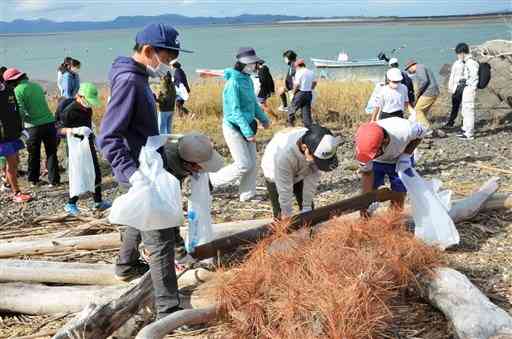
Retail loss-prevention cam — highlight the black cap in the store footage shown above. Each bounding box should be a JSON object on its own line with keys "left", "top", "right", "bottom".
{"left": 302, "top": 125, "right": 341, "bottom": 172}
{"left": 455, "top": 42, "right": 470, "bottom": 54}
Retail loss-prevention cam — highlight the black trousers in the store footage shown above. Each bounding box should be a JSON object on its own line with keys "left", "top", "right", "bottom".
{"left": 266, "top": 179, "right": 313, "bottom": 218}
{"left": 116, "top": 226, "right": 181, "bottom": 317}
{"left": 448, "top": 84, "right": 465, "bottom": 125}
{"left": 68, "top": 138, "right": 102, "bottom": 204}
{"left": 26, "top": 122, "right": 60, "bottom": 185}
{"left": 380, "top": 110, "right": 404, "bottom": 120}
{"left": 280, "top": 92, "right": 288, "bottom": 107}
{"left": 288, "top": 91, "right": 313, "bottom": 127}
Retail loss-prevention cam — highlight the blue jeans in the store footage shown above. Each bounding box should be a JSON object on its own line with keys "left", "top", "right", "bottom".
{"left": 158, "top": 111, "right": 173, "bottom": 134}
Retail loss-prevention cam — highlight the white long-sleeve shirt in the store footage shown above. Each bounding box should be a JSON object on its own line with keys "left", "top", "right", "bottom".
{"left": 262, "top": 128, "right": 321, "bottom": 216}
{"left": 448, "top": 56, "right": 479, "bottom": 93}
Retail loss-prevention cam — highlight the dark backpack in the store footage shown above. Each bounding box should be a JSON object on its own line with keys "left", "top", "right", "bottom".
{"left": 0, "top": 85, "right": 23, "bottom": 143}
{"left": 477, "top": 62, "right": 491, "bottom": 89}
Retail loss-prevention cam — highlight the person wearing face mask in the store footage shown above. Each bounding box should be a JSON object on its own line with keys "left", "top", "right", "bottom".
{"left": 60, "top": 58, "right": 81, "bottom": 99}
{"left": 97, "top": 23, "right": 193, "bottom": 321}
{"left": 209, "top": 47, "right": 270, "bottom": 202}
{"left": 261, "top": 125, "right": 340, "bottom": 218}
{"left": 55, "top": 83, "right": 111, "bottom": 215}
{"left": 446, "top": 43, "right": 479, "bottom": 140}
{"left": 371, "top": 68, "right": 413, "bottom": 121}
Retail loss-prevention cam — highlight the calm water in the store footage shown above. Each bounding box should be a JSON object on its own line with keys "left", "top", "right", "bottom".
{"left": 0, "top": 20, "right": 509, "bottom": 83}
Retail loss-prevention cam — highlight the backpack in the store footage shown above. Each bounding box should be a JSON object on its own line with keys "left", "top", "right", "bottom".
{"left": 477, "top": 62, "right": 491, "bottom": 89}
{"left": 0, "top": 85, "right": 23, "bottom": 143}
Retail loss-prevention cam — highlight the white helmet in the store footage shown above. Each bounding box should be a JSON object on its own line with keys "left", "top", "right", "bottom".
{"left": 387, "top": 68, "right": 403, "bottom": 82}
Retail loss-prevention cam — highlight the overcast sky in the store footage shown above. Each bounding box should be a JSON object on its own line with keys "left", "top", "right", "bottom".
{"left": 1, "top": 0, "right": 511, "bottom": 22}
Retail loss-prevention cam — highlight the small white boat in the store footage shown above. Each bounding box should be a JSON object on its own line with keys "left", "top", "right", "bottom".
{"left": 311, "top": 58, "right": 387, "bottom": 68}
{"left": 311, "top": 55, "right": 387, "bottom": 82}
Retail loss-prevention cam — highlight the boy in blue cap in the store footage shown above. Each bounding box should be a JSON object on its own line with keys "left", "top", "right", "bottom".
{"left": 98, "top": 23, "right": 192, "bottom": 320}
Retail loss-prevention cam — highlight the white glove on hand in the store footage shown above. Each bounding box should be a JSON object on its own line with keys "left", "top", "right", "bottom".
{"left": 129, "top": 170, "right": 148, "bottom": 186}
{"left": 396, "top": 154, "right": 413, "bottom": 173}
{"left": 72, "top": 127, "right": 92, "bottom": 138}
{"left": 301, "top": 206, "right": 313, "bottom": 213}
{"left": 20, "top": 130, "right": 30, "bottom": 142}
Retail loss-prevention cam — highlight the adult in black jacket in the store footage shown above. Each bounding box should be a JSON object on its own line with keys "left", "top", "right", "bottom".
{"left": 256, "top": 61, "right": 277, "bottom": 118}
{"left": 0, "top": 67, "right": 32, "bottom": 202}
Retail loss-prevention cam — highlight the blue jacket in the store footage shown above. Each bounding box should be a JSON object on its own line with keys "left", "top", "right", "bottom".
{"left": 223, "top": 68, "right": 269, "bottom": 138}
{"left": 97, "top": 57, "right": 158, "bottom": 184}
{"left": 60, "top": 71, "right": 80, "bottom": 99}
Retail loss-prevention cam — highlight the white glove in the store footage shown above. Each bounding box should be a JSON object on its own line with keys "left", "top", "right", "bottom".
{"left": 72, "top": 127, "right": 92, "bottom": 138}
{"left": 301, "top": 206, "right": 313, "bottom": 213}
{"left": 20, "top": 130, "right": 29, "bottom": 142}
{"left": 129, "top": 170, "right": 148, "bottom": 186}
{"left": 396, "top": 154, "right": 413, "bottom": 173}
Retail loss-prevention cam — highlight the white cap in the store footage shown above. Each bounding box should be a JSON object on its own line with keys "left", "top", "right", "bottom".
{"left": 387, "top": 68, "right": 403, "bottom": 82}
{"left": 388, "top": 57, "right": 398, "bottom": 66}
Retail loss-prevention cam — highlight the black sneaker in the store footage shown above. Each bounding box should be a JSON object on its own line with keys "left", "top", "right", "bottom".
{"left": 442, "top": 122, "right": 454, "bottom": 130}
{"left": 115, "top": 260, "right": 150, "bottom": 282}
{"left": 458, "top": 134, "right": 474, "bottom": 140}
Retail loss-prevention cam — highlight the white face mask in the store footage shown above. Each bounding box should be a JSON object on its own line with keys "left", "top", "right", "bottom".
{"left": 243, "top": 63, "right": 257, "bottom": 74}
{"left": 284, "top": 57, "right": 289, "bottom": 64}
{"left": 389, "top": 82, "right": 399, "bottom": 89}
{"left": 71, "top": 67, "right": 80, "bottom": 74}
{"left": 147, "top": 53, "right": 172, "bottom": 78}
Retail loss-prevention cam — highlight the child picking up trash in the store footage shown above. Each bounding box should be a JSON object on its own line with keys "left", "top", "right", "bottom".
{"left": 56, "top": 82, "right": 110, "bottom": 215}
{"left": 355, "top": 117, "right": 426, "bottom": 216}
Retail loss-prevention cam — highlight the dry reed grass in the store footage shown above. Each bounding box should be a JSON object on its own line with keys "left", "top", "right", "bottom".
{"left": 211, "top": 212, "right": 442, "bottom": 339}
{"left": 47, "top": 79, "right": 374, "bottom": 147}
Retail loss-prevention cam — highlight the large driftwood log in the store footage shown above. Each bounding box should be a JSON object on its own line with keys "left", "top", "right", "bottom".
{"left": 135, "top": 306, "right": 217, "bottom": 339}
{"left": 0, "top": 268, "right": 212, "bottom": 315}
{"left": 0, "top": 283, "right": 128, "bottom": 315}
{"left": 0, "top": 260, "right": 119, "bottom": 285}
{"left": 423, "top": 267, "right": 512, "bottom": 339}
{"left": 0, "top": 233, "right": 120, "bottom": 258}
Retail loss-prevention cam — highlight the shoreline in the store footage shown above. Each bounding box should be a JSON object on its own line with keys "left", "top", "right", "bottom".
{"left": 1, "top": 13, "right": 510, "bottom": 36}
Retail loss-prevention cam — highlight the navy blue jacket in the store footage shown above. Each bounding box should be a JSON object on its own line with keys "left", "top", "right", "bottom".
{"left": 97, "top": 57, "right": 158, "bottom": 184}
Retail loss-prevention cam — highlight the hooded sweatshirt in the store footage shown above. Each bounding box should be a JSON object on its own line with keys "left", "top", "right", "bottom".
{"left": 222, "top": 68, "right": 269, "bottom": 138}
{"left": 97, "top": 56, "right": 158, "bottom": 184}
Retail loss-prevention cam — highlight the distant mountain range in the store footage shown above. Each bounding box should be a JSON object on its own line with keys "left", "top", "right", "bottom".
{"left": 1, "top": 11, "right": 510, "bottom": 34}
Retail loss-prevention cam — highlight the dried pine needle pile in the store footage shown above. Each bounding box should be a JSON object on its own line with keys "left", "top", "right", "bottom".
{"left": 211, "top": 213, "right": 443, "bottom": 339}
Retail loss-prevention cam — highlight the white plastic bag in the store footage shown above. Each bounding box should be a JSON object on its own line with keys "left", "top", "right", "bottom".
{"left": 398, "top": 167, "right": 460, "bottom": 250}
{"left": 186, "top": 172, "right": 213, "bottom": 253}
{"left": 176, "top": 83, "right": 189, "bottom": 101}
{"left": 67, "top": 132, "right": 95, "bottom": 197}
{"left": 109, "top": 135, "right": 183, "bottom": 231}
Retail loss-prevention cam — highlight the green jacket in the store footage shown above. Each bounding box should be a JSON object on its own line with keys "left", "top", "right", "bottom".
{"left": 14, "top": 80, "right": 55, "bottom": 128}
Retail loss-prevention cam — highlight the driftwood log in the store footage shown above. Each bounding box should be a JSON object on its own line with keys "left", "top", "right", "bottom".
{"left": 0, "top": 282, "right": 128, "bottom": 315}
{"left": 0, "top": 260, "right": 119, "bottom": 285}
{"left": 135, "top": 306, "right": 218, "bottom": 339}
{"left": 0, "top": 268, "right": 212, "bottom": 316}
{"left": 0, "top": 233, "right": 120, "bottom": 258}
{"left": 423, "top": 267, "right": 512, "bottom": 339}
